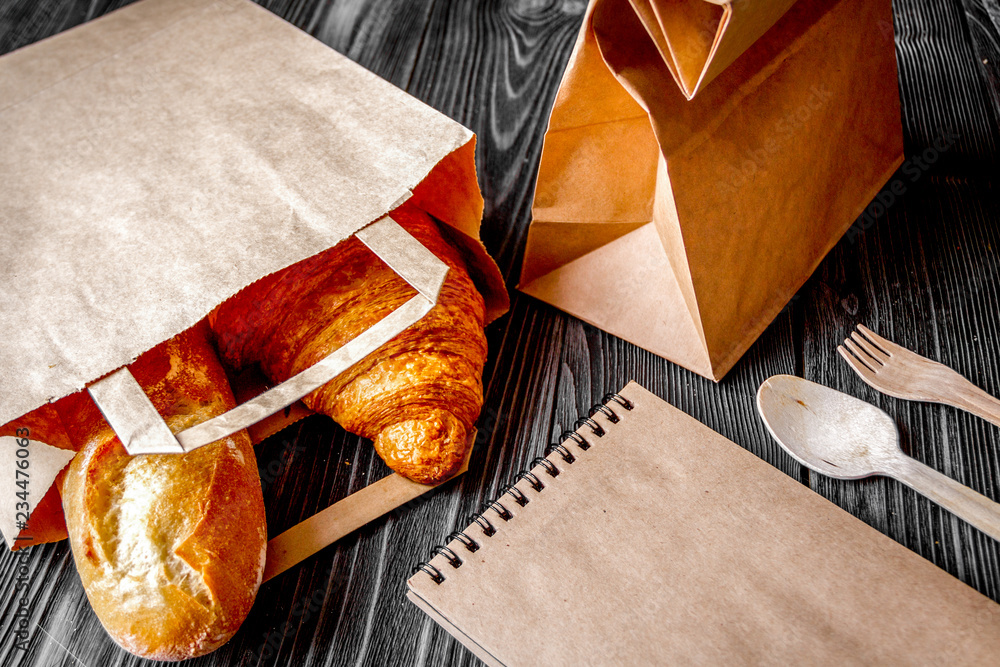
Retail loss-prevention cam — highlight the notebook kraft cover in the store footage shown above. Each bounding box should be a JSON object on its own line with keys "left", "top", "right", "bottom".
{"left": 408, "top": 382, "right": 1000, "bottom": 666}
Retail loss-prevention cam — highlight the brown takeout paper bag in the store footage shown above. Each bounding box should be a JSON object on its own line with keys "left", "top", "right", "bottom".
{"left": 629, "top": 0, "right": 798, "bottom": 100}
{"left": 519, "top": 0, "right": 903, "bottom": 381}
{"left": 0, "top": 0, "right": 507, "bottom": 562}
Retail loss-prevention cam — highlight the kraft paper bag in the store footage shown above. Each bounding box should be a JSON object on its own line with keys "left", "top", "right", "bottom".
{"left": 629, "top": 0, "right": 798, "bottom": 100}
{"left": 519, "top": 0, "right": 904, "bottom": 381}
{"left": 0, "top": 0, "right": 507, "bottom": 551}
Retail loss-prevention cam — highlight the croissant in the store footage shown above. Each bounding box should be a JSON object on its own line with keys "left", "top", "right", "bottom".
{"left": 54, "top": 323, "right": 266, "bottom": 661}
{"left": 210, "top": 203, "right": 488, "bottom": 484}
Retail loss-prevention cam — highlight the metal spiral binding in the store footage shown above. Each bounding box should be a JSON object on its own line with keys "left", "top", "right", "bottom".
{"left": 514, "top": 469, "right": 545, "bottom": 492}
{"left": 432, "top": 545, "right": 463, "bottom": 568}
{"left": 486, "top": 498, "right": 514, "bottom": 521}
{"left": 574, "top": 416, "right": 605, "bottom": 437}
{"left": 603, "top": 392, "right": 633, "bottom": 410}
{"left": 413, "top": 392, "right": 633, "bottom": 584}
{"left": 414, "top": 561, "right": 445, "bottom": 584}
{"left": 447, "top": 531, "right": 480, "bottom": 552}
{"left": 561, "top": 430, "right": 590, "bottom": 450}
{"left": 469, "top": 511, "right": 497, "bottom": 537}
{"left": 544, "top": 441, "right": 575, "bottom": 463}
{"left": 532, "top": 456, "right": 560, "bottom": 477}
{"left": 499, "top": 484, "right": 529, "bottom": 506}
{"left": 590, "top": 403, "right": 620, "bottom": 423}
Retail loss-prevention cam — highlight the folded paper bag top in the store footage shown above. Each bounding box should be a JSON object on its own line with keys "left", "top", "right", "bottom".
{"left": 519, "top": 0, "right": 902, "bottom": 380}
{"left": 0, "top": 0, "right": 507, "bottom": 430}
{"left": 631, "top": 0, "right": 798, "bottom": 100}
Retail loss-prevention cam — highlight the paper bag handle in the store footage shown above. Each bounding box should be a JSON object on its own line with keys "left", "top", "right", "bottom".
{"left": 87, "top": 215, "right": 449, "bottom": 455}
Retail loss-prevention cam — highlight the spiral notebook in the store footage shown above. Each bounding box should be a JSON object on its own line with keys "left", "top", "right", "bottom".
{"left": 407, "top": 382, "right": 1000, "bottom": 665}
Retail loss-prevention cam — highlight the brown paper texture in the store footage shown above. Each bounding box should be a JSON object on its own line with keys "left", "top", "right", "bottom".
{"left": 84, "top": 215, "right": 452, "bottom": 456}
{"left": 0, "top": 0, "right": 506, "bottom": 428}
{"left": 0, "top": 0, "right": 507, "bottom": 559}
{"left": 630, "top": 0, "right": 798, "bottom": 100}
{"left": 519, "top": 0, "right": 903, "bottom": 380}
{"left": 408, "top": 383, "right": 1000, "bottom": 665}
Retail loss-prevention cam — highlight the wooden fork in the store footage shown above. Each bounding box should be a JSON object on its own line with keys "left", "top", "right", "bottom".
{"left": 838, "top": 324, "right": 1000, "bottom": 428}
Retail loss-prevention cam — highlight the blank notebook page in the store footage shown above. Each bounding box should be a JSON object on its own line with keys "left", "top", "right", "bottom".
{"left": 407, "top": 382, "right": 1000, "bottom": 666}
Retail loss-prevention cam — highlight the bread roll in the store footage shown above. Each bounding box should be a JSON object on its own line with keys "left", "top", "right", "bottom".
{"left": 55, "top": 323, "right": 266, "bottom": 661}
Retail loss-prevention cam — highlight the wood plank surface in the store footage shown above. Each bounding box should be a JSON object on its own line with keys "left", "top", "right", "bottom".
{"left": 0, "top": 0, "right": 998, "bottom": 665}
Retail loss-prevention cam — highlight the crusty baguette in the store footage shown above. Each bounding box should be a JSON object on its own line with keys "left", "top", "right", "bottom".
{"left": 55, "top": 323, "right": 266, "bottom": 661}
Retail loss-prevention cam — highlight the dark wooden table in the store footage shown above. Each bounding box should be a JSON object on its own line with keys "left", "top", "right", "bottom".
{"left": 2, "top": 1, "right": 999, "bottom": 665}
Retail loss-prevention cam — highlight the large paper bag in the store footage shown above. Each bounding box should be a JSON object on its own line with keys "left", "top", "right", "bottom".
{"left": 519, "top": 0, "right": 903, "bottom": 381}
{"left": 0, "top": 0, "right": 507, "bottom": 556}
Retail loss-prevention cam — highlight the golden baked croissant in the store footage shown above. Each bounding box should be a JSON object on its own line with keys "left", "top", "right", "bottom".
{"left": 54, "top": 323, "right": 266, "bottom": 661}
{"left": 210, "top": 202, "right": 487, "bottom": 484}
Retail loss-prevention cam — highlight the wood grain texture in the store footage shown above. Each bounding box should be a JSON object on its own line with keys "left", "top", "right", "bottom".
{"left": 0, "top": 0, "right": 999, "bottom": 665}
{"left": 894, "top": 0, "right": 1000, "bottom": 171}
{"left": 802, "top": 177, "right": 1000, "bottom": 595}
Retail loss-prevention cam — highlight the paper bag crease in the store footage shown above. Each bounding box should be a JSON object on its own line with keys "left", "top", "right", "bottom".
{"left": 0, "top": 0, "right": 506, "bottom": 427}
{"left": 521, "top": 0, "right": 903, "bottom": 380}
{"left": 0, "top": 0, "right": 508, "bottom": 555}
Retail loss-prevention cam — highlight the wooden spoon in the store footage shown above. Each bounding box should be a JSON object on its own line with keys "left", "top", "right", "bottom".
{"left": 757, "top": 375, "right": 1000, "bottom": 543}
